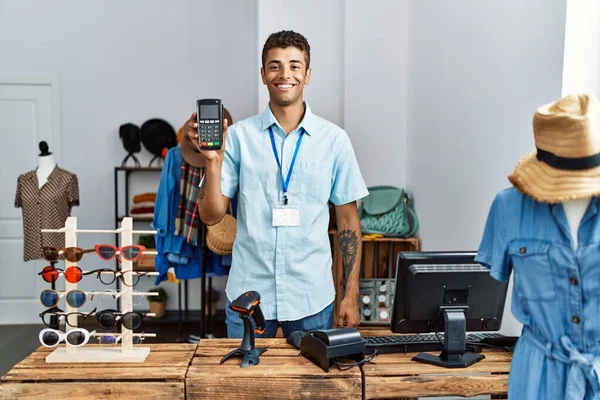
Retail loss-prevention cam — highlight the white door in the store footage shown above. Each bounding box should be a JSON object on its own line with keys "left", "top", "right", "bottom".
{"left": 0, "top": 78, "right": 62, "bottom": 324}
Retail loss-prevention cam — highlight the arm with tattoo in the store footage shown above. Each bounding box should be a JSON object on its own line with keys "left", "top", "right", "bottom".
{"left": 334, "top": 202, "right": 362, "bottom": 327}
{"left": 339, "top": 228, "right": 359, "bottom": 297}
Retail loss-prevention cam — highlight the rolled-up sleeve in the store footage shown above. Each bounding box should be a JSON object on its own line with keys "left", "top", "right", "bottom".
{"left": 221, "top": 124, "right": 240, "bottom": 199}
{"left": 329, "top": 132, "right": 368, "bottom": 205}
{"left": 475, "top": 191, "right": 511, "bottom": 282}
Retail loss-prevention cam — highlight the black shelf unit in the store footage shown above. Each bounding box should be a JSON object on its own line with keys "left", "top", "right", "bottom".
{"left": 114, "top": 166, "right": 216, "bottom": 339}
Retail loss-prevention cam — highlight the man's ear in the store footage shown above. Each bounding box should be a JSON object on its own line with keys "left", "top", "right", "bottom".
{"left": 260, "top": 67, "right": 266, "bottom": 85}
{"left": 305, "top": 67, "right": 312, "bottom": 85}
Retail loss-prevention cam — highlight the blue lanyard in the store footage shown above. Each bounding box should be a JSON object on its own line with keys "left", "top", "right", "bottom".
{"left": 269, "top": 126, "right": 304, "bottom": 205}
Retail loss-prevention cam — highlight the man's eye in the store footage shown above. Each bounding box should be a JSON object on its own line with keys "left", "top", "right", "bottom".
{"left": 270, "top": 66, "right": 279, "bottom": 70}
{"left": 291, "top": 65, "right": 300, "bottom": 70}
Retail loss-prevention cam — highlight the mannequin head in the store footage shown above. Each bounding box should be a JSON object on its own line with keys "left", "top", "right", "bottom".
{"left": 39, "top": 141, "right": 52, "bottom": 157}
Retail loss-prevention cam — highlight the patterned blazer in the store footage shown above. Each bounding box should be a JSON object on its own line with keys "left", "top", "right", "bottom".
{"left": 15, "top": 166, "right": 79, "bottom": 261}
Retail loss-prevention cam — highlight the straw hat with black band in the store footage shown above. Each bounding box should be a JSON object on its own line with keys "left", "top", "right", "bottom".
{"left": 509, "top": 93, "right": 600, "bottom": 203}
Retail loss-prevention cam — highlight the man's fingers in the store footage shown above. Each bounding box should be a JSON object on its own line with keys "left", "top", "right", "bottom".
{"left": 219, "top": 118, "right": 228, "bottom": 151}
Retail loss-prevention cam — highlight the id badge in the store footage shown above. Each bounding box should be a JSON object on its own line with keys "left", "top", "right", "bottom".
{"left": 272, "top": 206, "right": 300, "bottom": 227}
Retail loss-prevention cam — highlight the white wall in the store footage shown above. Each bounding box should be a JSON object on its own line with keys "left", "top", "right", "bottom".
{"left": 344, "top": 1, "right": 409, "bottom": 188}
{"left": 406, "top": 0, "right": 568, "bottom": 335}
{"left": 0, "top": 0, "right": 258, "bottom": 312}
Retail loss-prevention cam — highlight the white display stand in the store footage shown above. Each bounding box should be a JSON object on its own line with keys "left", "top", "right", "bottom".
{"left": 41, "top": 216, "right": 159, "bottom": 363}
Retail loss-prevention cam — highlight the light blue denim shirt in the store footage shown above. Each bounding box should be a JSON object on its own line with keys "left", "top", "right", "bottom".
{"left": 221, "top": 103, "right": 368, "bottom": 320}
{"left": 477, "top": 187, "right": 600, "bottom": 400}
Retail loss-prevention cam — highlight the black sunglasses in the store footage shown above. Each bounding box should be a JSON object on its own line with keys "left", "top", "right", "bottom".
{"left": 85, "top": 269, "right": 151, "bottom": 287}
{"left": 39, "top": 306, "right": 97, "bottom": 328}
{"left": 96, "top": 309, "right": 147, "bottom": 330}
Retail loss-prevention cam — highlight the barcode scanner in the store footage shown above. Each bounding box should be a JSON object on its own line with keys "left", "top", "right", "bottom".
{"left": 220, "top": 291, "right": 267, "bottom": 367}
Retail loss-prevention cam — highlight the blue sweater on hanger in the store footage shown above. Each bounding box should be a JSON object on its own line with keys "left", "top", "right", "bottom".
{"left": 152, "top": 147, "right": 232, "bottom": 284}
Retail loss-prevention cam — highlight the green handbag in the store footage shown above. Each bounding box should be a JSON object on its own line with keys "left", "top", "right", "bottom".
{"left": 358, "top": 186, "right": 419, "bottom": 237}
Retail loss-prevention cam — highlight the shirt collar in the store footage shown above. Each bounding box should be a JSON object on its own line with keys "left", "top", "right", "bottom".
{"left": 261, "top": 102, "right": 318, "bottom": 136}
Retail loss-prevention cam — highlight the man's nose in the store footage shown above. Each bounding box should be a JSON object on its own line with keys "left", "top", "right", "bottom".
{"left": 280, "top": 67, "right": 292, "bottom": 78}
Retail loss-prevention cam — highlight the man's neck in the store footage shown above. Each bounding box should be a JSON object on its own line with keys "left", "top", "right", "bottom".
{"left": 270, "top": 100, "right": 305, "bottom": 135}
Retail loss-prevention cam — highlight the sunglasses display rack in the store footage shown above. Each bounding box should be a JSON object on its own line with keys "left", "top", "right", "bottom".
{"left": 40, "top": 216, "right": 158, "bottom": 363}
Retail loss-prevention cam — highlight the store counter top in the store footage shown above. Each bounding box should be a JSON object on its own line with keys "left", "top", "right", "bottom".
{"left": 0, "top": 343, "right": 196, "bottom": 400}
{"left": 1, "top": 338, "right": 511, "bottom": 399}
{"left": 187, "top": 338, "right": 362, "bottom": 399}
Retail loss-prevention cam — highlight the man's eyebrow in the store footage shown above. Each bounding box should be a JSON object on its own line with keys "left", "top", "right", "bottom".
{"left": 267, "top": 59, "right": 304, "bottom": 65}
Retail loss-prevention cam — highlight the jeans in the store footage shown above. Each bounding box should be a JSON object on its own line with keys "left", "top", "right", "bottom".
{"left": 225, "top": 301, "right": 334, "bottom": 339}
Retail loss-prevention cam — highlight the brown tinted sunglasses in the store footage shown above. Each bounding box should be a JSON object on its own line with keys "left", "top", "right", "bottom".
{"left": 42, "top": 247, "right": 96, "bottom": 263}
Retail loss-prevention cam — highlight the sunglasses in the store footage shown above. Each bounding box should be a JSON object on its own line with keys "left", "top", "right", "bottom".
{"left": 96, "top": 309, "right": 146, "bottom": 331}
{"left": 86, "top": 268, "right": 151, "bottom": 287}
{"left": 40, "top": 289, "right": 87, "bottom": 308}
{"left": 94, "top": 244, "right": 146, "bottom": 263}
{"left": 97, "top": 333, "right": 146, "bottom": 347}
{"left": 38, "top": 265, "right": 84, "bottom": 283}
{"left": 39, "top": 306, "right": 97, "bottom": 328}
{"left": 42, "top": 247, "right": 95, "bottom": 263}
{"left": 39, "top": 327, "right": 96, "bottom": 347}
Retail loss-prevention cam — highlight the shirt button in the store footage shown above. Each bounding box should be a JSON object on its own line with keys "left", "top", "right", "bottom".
{"left": 519, "top": 247, "right": 527, "bottom": 254}
{"left": 570, "top": 277, "right": 579, "bottom": 286}
{"left": 572, "top": 316, "right": 580, "bottom": 324}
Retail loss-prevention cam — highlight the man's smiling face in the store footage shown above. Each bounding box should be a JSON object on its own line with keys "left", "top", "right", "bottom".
{"left": 261, "top": 46, "right": 312, "bottom": 107}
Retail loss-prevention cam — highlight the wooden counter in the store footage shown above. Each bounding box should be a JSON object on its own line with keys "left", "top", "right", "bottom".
{"left": 1, "top": 339, "right": 511, "bottom": 399}
{"left": 0, "top": 343, "right": 196, "bottom": 400}
{"left": 362, "top": 349, "right": 511, "bottom": 399}
{"left": 186, "top": 338, "right": 362, "bottom": 399}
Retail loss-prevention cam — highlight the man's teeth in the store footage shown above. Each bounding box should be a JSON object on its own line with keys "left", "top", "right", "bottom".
{"left": 277, "top": 84, "right": 293, "bottom": 89}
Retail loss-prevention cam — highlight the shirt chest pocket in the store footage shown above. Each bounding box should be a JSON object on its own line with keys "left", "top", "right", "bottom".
{"left": 509, "top": 239, "right": 556, "bottom": 301}
{"left": 294, "top": 161, "right": 331, "bottom": 204}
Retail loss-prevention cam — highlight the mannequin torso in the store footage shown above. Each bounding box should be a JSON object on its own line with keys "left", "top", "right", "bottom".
{"left": 562, "top": 198, "right": 591, "bottom": 250}
{"left": 37, "top": 155, "right": 56, "bottom": 188}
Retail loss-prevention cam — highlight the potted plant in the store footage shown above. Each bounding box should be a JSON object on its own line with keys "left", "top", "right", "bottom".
{"left": 148, "top": 286, "right": 168, "bottom": 318}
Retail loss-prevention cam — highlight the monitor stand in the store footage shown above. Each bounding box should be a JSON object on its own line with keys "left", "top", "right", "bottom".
{"left": 412, "top": 306, "right": 485, "bottom": 368}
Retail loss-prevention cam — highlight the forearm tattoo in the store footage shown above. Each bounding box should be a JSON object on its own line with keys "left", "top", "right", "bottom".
{"left": 339, "top": 229, "right": 359, "bottom": 295}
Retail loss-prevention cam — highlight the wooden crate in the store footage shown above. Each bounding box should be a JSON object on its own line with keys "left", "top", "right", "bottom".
{"left": 0, "top": 343, "right": 197, "bottom": 400}
{"left": 330, "top": 231, "right": 420, "bottom": 321}
{"left": 362, "top": 349, "right": 511, "bottom": 399}
{"left": 187, "top": 338, "right": 362, "bottom": 399}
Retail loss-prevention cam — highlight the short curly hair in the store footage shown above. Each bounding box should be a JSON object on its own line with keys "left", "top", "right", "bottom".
{"left": 262, "top": 30, "right": 311, "bottom": 68}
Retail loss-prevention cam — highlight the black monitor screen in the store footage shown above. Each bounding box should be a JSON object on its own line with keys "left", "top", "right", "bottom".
{"left": 391, "top": 251, "right": 508, "bottom": 334}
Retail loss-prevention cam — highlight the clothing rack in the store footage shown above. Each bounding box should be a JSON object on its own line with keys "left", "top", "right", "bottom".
{"left": 114, "top": 166, "right": 190, "bottom": 339}
{"left": 114, "top": 166, "right": 217, "bottom": 342}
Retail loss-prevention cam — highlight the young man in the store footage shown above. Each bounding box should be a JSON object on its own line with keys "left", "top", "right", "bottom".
{"left": 186, "top": 30, "right": 368, "bottom": 338}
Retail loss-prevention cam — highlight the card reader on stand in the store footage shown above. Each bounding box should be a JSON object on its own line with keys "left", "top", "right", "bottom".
{"left": 220, "top": 291, "right": 267, "bottom": 367}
